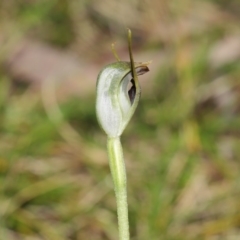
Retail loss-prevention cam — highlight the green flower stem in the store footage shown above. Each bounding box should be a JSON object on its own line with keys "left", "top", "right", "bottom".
{"left": 107, "top": 137, "right": 129, "bottom": 240}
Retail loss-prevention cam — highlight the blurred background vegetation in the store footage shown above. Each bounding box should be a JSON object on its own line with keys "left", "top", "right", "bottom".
{"left": 1, "top": 0, "right": 240, "bottom": 239}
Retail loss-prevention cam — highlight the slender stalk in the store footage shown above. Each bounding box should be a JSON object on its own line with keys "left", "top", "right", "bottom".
{"left": 107, "top": 137, "right": 129, "bottom": 240}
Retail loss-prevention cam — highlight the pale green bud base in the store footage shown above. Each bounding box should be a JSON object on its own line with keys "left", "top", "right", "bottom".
{"left": 107, "top": 137, "right": 130, "bottom": 240}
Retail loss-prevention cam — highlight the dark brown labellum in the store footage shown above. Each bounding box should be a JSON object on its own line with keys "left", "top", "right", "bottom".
{"left": 128, "top": 79, "right": 136, "bottom": 104}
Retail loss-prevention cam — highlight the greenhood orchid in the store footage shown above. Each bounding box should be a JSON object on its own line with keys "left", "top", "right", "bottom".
{"left": 95, "top": 30, "right": 150, "bottom": 240}
{"left": 96, "top": 61, "right": 149, "bottom": 137}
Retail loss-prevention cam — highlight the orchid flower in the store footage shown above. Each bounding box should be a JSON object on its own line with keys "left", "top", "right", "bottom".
{"left": 95, "top": 30, "right": 150, "bottom": 240}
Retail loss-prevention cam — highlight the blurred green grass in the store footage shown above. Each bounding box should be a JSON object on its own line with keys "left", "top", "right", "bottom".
{"left": 1, "top": 0, "right": 240, "bottom": 239}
